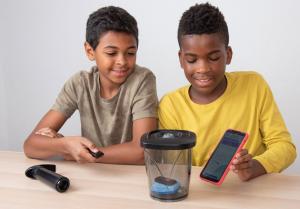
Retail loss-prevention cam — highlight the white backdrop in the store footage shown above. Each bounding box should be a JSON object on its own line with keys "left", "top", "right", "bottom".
{"left": 0, "top": 0, "right": 299, "bottom": 174}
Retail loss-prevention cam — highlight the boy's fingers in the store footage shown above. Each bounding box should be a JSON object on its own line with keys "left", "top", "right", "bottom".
{"left": 35, "top": 127, "right": 60, "bottom": 138}
{"left": 35, "top": 131, "right": 55, "bottom": 138}
{"left": 36, "top": 127, "right": 50, "bottom": 132}
{"left": 79, "top": 149, "right": 97, "bottom": 163}
{"left": 73, "top": 138, "right": 98, "bottom": 162}
{"left": 80, "top": 138, "right": 98, "bottom": 153}
{"left": 36, "top": 127, "right": 52, "bottom": 134}
{"left": 56, "top": 133, "right": 64, "bottom": 138}
{"left": 231, "top": 160, "right": 253, "bottom": 170}
{"left": 233, "top": 153, "right": 252, "bottom": 164}
{"left": 235, "top": 149, "right": 248, "bottom": 158}
{"left": 63, "top": 154, "right": 74, "bottom": 161}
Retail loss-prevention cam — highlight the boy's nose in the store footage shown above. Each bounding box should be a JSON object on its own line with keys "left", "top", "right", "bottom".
{"left": 116, "top": 55, "right": 127, "bottom": 66}
{"left": 195, "top": 60, "right": 210, "bottom": 73}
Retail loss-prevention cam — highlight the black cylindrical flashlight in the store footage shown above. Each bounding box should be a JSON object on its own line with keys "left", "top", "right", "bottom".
{"left": 25, "top": 164, "right": 70, "bottom": 193}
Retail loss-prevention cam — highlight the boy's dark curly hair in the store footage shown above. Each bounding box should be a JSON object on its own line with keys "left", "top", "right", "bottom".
{"left": 86, "top": 6, "right": 138, "bottom": 50}
{"left": 177, "top": 3, "right": 229, "bottom": 47}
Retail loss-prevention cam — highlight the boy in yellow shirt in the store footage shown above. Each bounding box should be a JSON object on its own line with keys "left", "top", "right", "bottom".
{"left": 158, "top": 3, "right": 296, "bottom": 181}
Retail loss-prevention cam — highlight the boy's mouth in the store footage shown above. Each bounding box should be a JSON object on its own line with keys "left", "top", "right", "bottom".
{"left": 192, "top": 74, "right": 214, "bottom": 87}
{"left": 112, "top": 69, "right": 129, "bottom": 77}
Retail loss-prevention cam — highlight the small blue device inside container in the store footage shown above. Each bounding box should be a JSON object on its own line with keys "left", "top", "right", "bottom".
{"left": 151, "top": 176, "right": 180, "bottom": 195}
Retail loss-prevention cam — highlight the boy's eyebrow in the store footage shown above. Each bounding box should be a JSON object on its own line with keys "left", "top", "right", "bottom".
{"left": 207, "top": 50, "right": 221, "bottom": 55}
{"left": 183, "top": 52, "right": 197, "bottom": 56}
{"left": 183, "top": 50, "right": 221, "bottom": 56}
{"left": 104, "top": 45, "right": 137, "bottom": 50}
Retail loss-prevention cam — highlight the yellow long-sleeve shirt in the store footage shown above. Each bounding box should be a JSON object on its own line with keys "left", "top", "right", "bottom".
{"left": 158, "top": 71, "right": 296, "bottom": 173}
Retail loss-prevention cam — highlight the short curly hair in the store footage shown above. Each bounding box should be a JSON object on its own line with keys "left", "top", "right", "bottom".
{"left": 86, "top": 6, "right": 138, "bottom": 50}
{"left": 177, "top": 3, "right": 229, "bottom": 47}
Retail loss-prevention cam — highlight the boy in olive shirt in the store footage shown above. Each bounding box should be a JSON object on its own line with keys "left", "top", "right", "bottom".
{"left": 24, "top": 6, "right": 158, "bottom": 164}
{"left": 158, "top": 3, "right": 296, "bottom": 181}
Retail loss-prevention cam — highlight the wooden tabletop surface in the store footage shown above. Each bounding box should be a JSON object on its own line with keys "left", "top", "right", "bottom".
{"left": 0, "top": 151, "right": 299, "bottom": 209}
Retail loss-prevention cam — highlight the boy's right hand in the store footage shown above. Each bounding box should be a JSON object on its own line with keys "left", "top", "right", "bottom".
{"left": 62, "top": 136, "right": 100, "bottom": 163}
{"left": 35, "top": 127, "right": 100, "bottom": 163}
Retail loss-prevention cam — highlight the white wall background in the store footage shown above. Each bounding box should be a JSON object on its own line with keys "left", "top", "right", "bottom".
{"left": 0, "top": 0, "right": 299, "bottom": 174}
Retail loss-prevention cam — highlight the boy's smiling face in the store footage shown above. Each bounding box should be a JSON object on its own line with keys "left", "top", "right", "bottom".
{"left": 85, "top": 31, "right": 137, "bottom": 91}
{"left": 179, "top": 33, "right": 232, "bottom": 104}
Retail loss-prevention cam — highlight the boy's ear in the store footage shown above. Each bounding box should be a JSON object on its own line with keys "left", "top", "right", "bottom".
{"left": 226, "top": 46, "right": 233, "bottom": 65}
{"left": 84, "top": 42, "right": 95, "bottom": 61}
{"left": 178, "top": 50, "right": 184, "bottom": 69}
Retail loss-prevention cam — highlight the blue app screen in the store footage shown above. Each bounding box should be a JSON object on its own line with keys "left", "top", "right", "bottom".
{"left": 202, "top": 132, "right": 244, "bottom": 181}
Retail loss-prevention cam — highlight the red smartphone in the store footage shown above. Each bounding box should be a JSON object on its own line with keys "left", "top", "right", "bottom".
{"left": 199, "top": 129, "right": 248, "bottom": 185}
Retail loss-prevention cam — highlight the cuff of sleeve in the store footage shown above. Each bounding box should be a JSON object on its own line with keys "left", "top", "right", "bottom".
{"left": 133, "top": 111, "right": 157, "bottom": 121}
{"left": 51, "top": 104, "right": 74, "bottom": 119}
{"left": 253, "top": 155, "right": 276, "bottom": 173}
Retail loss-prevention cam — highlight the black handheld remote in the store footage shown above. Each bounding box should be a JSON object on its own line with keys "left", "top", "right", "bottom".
{"left": 88, "top": 149, "right": 104, "bottom": 158}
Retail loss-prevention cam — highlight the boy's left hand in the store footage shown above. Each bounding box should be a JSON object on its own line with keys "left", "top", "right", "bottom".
{"left": 230, "top": 149, "right": 266, "bottom": 181}
{"left": 35, "top": 127, "right": 64, "bottom": 138}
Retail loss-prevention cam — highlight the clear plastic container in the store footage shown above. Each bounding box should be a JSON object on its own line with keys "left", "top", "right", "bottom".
{"left": 141, "top": 130, "right": 196, "bottom": 201}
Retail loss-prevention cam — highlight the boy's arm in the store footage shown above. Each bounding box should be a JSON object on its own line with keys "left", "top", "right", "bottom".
{"left": 95, "top": 117, "right": 157, "bottom": 164}
{"left": 252, "top": 77, "right": 297, "bottom": 173}
{"left": 232, "top": 75, "right": 296, "bottom": 180}
{"left": 23, "top": 110, "right": 97, "bottom": 163}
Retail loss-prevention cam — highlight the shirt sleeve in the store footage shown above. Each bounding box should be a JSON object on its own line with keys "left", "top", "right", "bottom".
{"left": 158, "top": 95, "right": 179, "bottom": 129}
{"left": 253, "top": 76, "right": 297, "bottom": 173}
{"left": 51, "top": 73, "right": 80, "bottom": 118}
{"left": 131, "top": 72, "right": 158, "bottom": 120}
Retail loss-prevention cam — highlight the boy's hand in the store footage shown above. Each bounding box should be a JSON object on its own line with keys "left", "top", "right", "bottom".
{"left": 62, "top": 136, "right": 100, "bottom": 163}
{"left": 35, "top": 128, "right": 100, "bottom": 163}
{"left": 35, "top": 127, "right": 64, "bottom": 138}
{"left": 230, "top": 149, "right": 266, "bottom": 181}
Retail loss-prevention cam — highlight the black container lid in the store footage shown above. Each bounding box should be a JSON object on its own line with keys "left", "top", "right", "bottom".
{"left": 140, "top": 130, "right": 196, "bottom": 150}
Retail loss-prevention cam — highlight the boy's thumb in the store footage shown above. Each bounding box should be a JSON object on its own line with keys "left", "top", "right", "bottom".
{"left": 88, "top": 143, "right": 98, "bottom": 153}
{"left": 81, "top": 138, "right": 98, "bottom": 153}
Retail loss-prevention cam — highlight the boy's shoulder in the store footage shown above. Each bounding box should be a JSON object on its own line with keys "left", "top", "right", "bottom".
{"left": 226, "top": 71, "right": 269, "bottom": 92}
{"left": 61, "top": 66, "right": 99, "bottom": 94}
{"left": 67, "top": 66, "right": 98, "bottom": 82}
{"left": 124, "top": 64, "right": 156, "bottom": 87}
{"left": 130, "top": 64, "right": 156, "bottom": 79}
{"left": 226, "top": 71, "right": 265, "bottom": 82}
{"left": 160, "top": 85, "right": 190, "bottom": 102}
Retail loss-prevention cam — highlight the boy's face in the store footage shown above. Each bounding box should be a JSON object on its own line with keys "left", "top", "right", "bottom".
{"left": 85, "top": 31, "right": 137, "bottom": 88}
{"left": 179, "top": 33, "right": 232, "bottom": 102}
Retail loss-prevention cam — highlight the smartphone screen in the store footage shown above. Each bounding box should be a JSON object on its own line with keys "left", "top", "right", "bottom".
{"left": 200, "top": 129, "right": 248, "bottom": 185}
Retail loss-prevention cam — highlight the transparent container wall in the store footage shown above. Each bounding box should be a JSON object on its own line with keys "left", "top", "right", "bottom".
{"left": 144, "top": 149, "right": 192, "bottom": 201}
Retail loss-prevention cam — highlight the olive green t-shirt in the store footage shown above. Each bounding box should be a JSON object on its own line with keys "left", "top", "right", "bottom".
{"left": 51, "top": 65, "right": 158, "bottom": 147}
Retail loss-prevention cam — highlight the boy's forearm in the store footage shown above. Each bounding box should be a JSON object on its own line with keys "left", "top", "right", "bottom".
{"left": 23, "top": 134, "right": 67, "bottom": 159}
{"left": 95, "top": 142, "right": 144, "bottom": 165}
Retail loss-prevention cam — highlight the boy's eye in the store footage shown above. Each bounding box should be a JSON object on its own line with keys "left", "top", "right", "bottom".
{"left": 208, "top": 56, "right": 221, "bottom": 61}
{"left": 105, "top": 51, "right": 117, "bottom": 56}
{"left": 186, "top": 58, "right": 197, "bottom": 64}
{"left": 184, "top": 54, "right": 197, "bottom": 64}
{"left": 127, "top": 51, "right": 136, "bottom": 56}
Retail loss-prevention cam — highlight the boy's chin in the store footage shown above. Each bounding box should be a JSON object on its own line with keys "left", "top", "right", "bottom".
{"left": 110, "top": 70, "right": 134, "bottom": 84}
{"left": 111, "top": 76, "right": 130, "bottom": 86}
{"left": 190, "top": 85, "right": 218, "bottom": 97}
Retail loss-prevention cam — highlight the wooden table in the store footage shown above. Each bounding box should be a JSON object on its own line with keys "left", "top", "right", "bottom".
{"left": 0, "top": 151, "right": 299, "bottom": 209}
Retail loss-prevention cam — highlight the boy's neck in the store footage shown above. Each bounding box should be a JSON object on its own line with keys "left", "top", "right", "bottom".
{"left": 99, "top": 78, "right": 121, "bottom": 99}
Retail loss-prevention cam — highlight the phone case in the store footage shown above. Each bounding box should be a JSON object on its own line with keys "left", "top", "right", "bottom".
{"left": 199, "top": 129, "right": 249, "bottom": 186}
